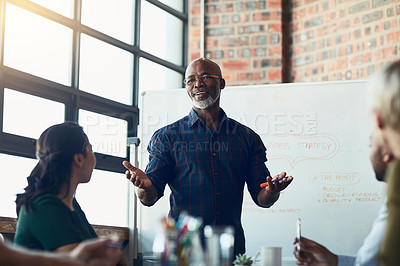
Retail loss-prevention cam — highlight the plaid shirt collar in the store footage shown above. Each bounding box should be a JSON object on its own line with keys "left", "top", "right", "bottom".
{"left": 187, "top": 107, "right": 228, "bottom": 128}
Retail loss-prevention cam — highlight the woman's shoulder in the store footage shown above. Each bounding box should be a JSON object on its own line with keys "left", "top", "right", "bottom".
{"left": 32, "top": 193, "right": 65, "bottom": 208}
{"left": 18, "top": 194, "right": 68, "bottom": 220}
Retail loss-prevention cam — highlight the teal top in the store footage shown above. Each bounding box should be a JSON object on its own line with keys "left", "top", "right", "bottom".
{"left": 14, "top": 193, "right": 97, "bottom": 251}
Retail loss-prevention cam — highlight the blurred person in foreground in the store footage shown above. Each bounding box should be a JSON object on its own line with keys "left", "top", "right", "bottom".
{"left": 293, "top": 60, "right": 400, "bottom": 266}
{"left": 0, "top": 236, "right": 123, "bottom": 266}
{"left": 367, "top": 60, "right": 400, "bottom": 266}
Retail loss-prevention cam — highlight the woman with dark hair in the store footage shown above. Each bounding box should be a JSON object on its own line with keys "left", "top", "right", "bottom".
{"left": 14, "top": 122, "right": 126, "bottom": 265}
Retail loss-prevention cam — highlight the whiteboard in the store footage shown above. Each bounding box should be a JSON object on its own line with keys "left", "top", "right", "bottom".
{"left": 137, "top": 80, "right": 386, "bottom": 261}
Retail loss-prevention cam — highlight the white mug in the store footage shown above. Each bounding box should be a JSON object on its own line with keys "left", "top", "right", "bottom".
{"left": 254, "top": 246, "right": 282, "bottom": 266}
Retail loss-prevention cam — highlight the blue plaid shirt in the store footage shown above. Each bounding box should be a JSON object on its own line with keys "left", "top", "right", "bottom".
{"left": 145, "top": 108, "right": 277, "bottom": 255}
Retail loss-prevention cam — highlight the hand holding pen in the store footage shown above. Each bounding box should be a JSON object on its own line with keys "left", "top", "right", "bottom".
{"left": 260, "top": 173, "right": 294, "bottom": 192}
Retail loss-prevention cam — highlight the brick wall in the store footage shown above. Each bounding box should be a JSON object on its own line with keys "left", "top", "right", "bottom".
{"left": 188, "top": 0, "right": 399, "bottom": 84}
{"left": 291, "top": 0, "right": 399, "bottom": 82}
{"left": 188, "top": 0, "right": 283, "bottom": 85}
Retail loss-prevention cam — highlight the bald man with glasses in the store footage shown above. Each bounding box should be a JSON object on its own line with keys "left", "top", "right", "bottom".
{"left": 123, "top": 57, "right": 293, "bottom": 258}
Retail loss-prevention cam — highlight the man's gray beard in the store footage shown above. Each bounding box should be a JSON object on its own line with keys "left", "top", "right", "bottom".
{"left": 192, "top": 90, "right": 220, "bottom": 109}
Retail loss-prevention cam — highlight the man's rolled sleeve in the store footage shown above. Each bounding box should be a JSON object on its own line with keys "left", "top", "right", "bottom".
{"left": 145, "top": 130, "right": 174, "bottom": 201}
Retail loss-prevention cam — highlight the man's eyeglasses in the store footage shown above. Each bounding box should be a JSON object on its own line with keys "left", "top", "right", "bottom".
{"left": 183, "top": 74, "right": 222, "bottom": 86}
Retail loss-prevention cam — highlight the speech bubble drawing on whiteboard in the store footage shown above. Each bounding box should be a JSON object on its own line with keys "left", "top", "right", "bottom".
{"left": 263, "top": 133, "right": 340, "bottom": 167}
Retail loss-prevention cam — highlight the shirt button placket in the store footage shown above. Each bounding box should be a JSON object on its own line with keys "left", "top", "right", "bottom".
{"left": 211, "top": 136, "right": 222, "bottom": 222}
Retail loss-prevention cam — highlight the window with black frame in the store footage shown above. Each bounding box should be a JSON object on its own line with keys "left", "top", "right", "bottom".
{"left": 0, "top": 0, "right": 187, "bottom": 231}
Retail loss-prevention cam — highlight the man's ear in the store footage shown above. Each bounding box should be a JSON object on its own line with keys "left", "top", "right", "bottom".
{"left": 374, "top": 111, "right": 385, "bottom": 129}
{"left": 73, "top": 153, "right": 84, "bottom": 168}
{"left": 383, "top": 152, "right": 394, "bottom": 164}
{"left": 220, "top": 78, "right": 226, "bottom": 90}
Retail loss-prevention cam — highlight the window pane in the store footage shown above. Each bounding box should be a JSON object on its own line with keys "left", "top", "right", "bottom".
{"left": 79, "top": 34, "right": 133, "bottom": 105}
{"left": 140, "top": 1, "right": 183, "bottom": 65}
{"left": 0, "top": 154, "right": 37, "bottom": 218}
{"left": 3, "top": 89, "right": 65, "bottom": 139}
{"left": 81, "top": 0, "right": 134, "bottom": 44}
{"left": 159, "top": 0, "right": 184, "bottom": 12}
{"left": 79, "top": 110, "right": 128, "bottom": 158}
{"left": 29, "top": 0, "right": 74, "bottom": 18}
{"left": 76, "top": 169, "right": 129, "bottom": 227}
{"left": 3, "top": 3, "right": 73, "bottom": 85}
{"left": 139, "top": 58, "right": 183, "bottom": 94}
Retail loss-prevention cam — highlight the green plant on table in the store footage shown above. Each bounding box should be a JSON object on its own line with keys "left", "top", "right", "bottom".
{"left": 233, "top": 253, "right": 253, "bottom": 265}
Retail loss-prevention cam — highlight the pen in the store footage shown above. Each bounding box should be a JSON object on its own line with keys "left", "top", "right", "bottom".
{"left": 296, "top": 218, "right": 301, "bottom": 251}
{"left": 260, "top": 176, "right": 289, "bottom": 188}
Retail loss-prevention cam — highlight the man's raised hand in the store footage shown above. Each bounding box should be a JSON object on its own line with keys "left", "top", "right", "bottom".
{"left": 122, "top": 161, "right": 152, "bottom": 189}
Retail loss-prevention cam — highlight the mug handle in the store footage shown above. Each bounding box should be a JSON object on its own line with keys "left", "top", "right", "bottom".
{"left": 254, "top": 251, "right": 261, "bottom": 265}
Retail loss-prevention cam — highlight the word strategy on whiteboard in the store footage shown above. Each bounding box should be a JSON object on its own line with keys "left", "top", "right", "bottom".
{"left": 264, "top": 133, "right": 340, "bottom": 167}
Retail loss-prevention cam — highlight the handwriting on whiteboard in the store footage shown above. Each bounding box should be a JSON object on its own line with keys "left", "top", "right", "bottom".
{"left": 309, "top": 172, "right": 360, "bottom": 185}
{"left": 262, "top": 134, "right": 340, "bottom": 167}
{"left": 310, "top": 172, "right": 384, "bottom": 204}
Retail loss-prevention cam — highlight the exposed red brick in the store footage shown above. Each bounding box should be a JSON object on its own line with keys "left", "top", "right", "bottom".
{"left": 190, "top": 28, "right": 201, "bottom": 38}
{"left": 268, "top": 46, "right": 282, "bottom": 56}
{"left": 240, "top": 14, "right": 250, "bottom": 23}
{"left": 305, "top": 0, "right": 319, "bottom": 4}
{"left": 205, "top": 39, "right": 218, "bottom": 49}
{"left": 387, "top": 31, "right": 400, "bottom": 44}
{"left": 221, "top": 3, "right": 234, "bottom": 12}
{"left": 293, "top": 10, "right": 304, "bottom": 20}
{"left": 222, "top": 60, "right": 250, "bottom": 70}
{"left": 269, "top": 23, "right": 282, "bottom": 33}
{"left": 208, "top": 16, "right": 219, "bottom": 25}
{"left": 187, "top": 0, "right": 398, "bottom": 84}
{"left": 236, "top": 72, "right": 247, "bottom": 82}
{"left": 268, "top": 0, "right": 281, "bottom": 9}
{"left": 222, "top": 72, "right": 235, "bottom": 83}
{"left": 191, "top": 6, "right": 201, "bottom": 15}
{"left": 324, "top": 13, "right": 331, "bottom": 23}
{"left": 268, "top": 69, "right": 282, "bottom": 81}
{"left": 190, "top": 52, "right": 201, "bottom": 62}
{"left": 305, "top": 7, "right": 315, "bottom": 17}
{"left": 189, "top": 40, "right": 200, "bottom": 50}
{"left": 316, "top": 27, "right": 328, "bottom": 37}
